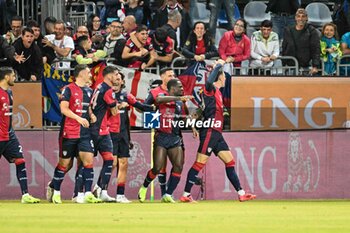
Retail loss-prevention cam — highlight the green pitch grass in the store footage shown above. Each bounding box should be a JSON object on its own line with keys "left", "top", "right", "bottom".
{"left": 0, "top": 200, "right": 349, "bottom": 233}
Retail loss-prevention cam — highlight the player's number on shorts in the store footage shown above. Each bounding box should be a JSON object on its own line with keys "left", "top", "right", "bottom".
{"left": 18, "top": 145, "right": 23, "bottom": 153}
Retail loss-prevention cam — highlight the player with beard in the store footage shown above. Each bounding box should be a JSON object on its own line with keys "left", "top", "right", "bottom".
{"left": 107, "top": 71, "right": 155, "bottom": 203}
{"left": 90, "top": 66, "right": 119, "bottom": 202}
{"left": 0, "top": 67, "right": 40, "bottom": 203}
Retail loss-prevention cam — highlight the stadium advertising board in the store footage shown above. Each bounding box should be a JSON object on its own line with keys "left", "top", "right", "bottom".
{"left": 12, "top": 82, "right": 42, "bottom": 129}
{"left": 0, "top": 130, "right": 349, "bottom": 200}
{"left": 231, "top": 77, "right": 350, "bottom": 131}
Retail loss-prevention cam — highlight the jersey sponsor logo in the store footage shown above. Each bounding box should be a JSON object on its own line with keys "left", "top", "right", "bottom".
{"left": 74, "top": 99, "right": 81, "bottom": 107}
{"left": 2, "top": 103, "right": 9, "bottom": 111}
{"left": 143, "top": 110, "right": 161, "bottom": 129}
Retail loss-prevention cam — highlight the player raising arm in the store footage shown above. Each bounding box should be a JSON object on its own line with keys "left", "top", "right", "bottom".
{"left": 180, "top": 60, "right": 257, "bottom": 203}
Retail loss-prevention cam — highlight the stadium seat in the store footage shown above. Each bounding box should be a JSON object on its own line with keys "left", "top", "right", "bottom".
{"left": 215, "top": 27, "right": 228, "bottom": 48}
{"left": 243, "top": 1, "right": 271, "bottom": 28}
{"left": 305, "top": 3, "right": 332, "bottom": 28}
{"left": 191, "top": 2, "right": 211, "bottom": 24}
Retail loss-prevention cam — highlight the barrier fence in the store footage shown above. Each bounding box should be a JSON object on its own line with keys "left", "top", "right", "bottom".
{"left": 66, "top": 1, "right": 98, "bottom": 29}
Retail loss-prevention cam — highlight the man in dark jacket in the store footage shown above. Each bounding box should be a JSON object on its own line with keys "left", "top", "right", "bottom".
{"left": 266, "top": 0, "right": 300, "bottom": 40}
{"left": 27, "top": 20, "right": 56, "bottom": 65}
{"left": 151, "top": 0, "right": 191, "bottom": 49}
{"left": 0, "top": 36, "right": 15, "bottom": 66}
{"left": 13, "top": 28, "right": 43, "bottom": 81}
{"left": 282, "top": 8, "right": 320, "bottom": 75}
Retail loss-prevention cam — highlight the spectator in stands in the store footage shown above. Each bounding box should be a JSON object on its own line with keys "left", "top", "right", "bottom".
{"left": 27, "top": 20, "right": 56, "bottom": 65}
{"left": 64, "top": 22, "right": 74, "bottom": 37}
{"left": 87, "top": 14, "right": 106, "bottom": 38}
{"left": 3, "top": 15, "right": 23, "bottom": 45}
{"left": 151, "top": 0, "right": 191, "bottom": 48}
{"left": 122, "top": 15, "right": 138, "bottom": 40}
{"left": 340, "top": 30, "right": 350, "bottom": 75}
{"left": 104, "top": 0, "right": 125, "bottom": 25}
{"left": 320, "top": 23, "right": 342, "bottom": 75}
{"left": 208, "top": 0, "right": 236, "bottom": 39}
{"left": 13, "top": 28, "right": 43, "bottom": 81}
{"left": 160, "top": 10, "right": 182, "bottom": 51}
{"left": 0, "top": 0, "right": 17, "bottom": 35}
{"left": 282, "top": 8, "right": 320, "bottom": 75}
{"left": 249, "top": 20, "right": 281, "bottom": 73}
{"left": 182, "top": 21, "right": 218, "bottom": 64}
{"left": 333, "top": 0, "right": 350, "bottom": 38}
{"left": 122, "top": 24, "right": 153, "bottom": 69}
{"left": 0, "top": 0, "right": 6, "bottom": 35}
{"left": 87, "top": 14, "right": 106, "bottom": 50}
{"left": 0, "top": 36, "right": 15, "bottom": 66}
{"left": 125, "top": 0, "right": 144, "bottom": 25}
{"left": 218, "top": 18, "right": 250, "bottom": 75}
{"left": 103, "top": 20, "right": 126, "bottom": 61}
{"left": 73, "top": 35, "right": 107, "bottom": 66}
{"left": 266, "top": 0, "right": 300, "bottom": 40}
{"left": 146, "top": 27, "right": 175, "bottom": 68}
{"left": 42, "top": 20, "right": 75, "bottom": 69}
{"left": 43, "top": 16, "right": 57, "bottom": 35}
{"left": 73, "top": 25, "right": 90, "bottom": 48}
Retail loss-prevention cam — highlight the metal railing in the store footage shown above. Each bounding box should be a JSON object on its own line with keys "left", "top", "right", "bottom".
{"left": 66, "top": 1, "right": 98, "bottom": 29}
{"left": 171, "top": 56, "right": 299, "bottom": 76}
{"left": 336, "top": 55, "right": 350, "bottom": 76}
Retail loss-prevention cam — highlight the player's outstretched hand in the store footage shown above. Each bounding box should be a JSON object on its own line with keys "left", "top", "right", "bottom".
{"left": 180, "top": 95, "right": 194, "bottom": 102}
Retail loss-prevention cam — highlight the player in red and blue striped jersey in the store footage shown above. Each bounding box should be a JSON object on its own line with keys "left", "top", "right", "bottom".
{"left": 47, "top": 64, "right": 100, "bottom": 204}
{"left": 143, "top": 68, "right": 175, "bottom": 197}
{"left": 109, "top": 71, "right": 155, "bottom": 203}
{"left": 180, "top": 60, "right": 257, "bottom": 203}
{"left": 90, "top": 65, "right": 119, "bottom": 202}
{"left": 138, "top": 78, "right": 194, "bottom": 203}
{"left": 0, "top": 67, "right": 40, "bottom": 203}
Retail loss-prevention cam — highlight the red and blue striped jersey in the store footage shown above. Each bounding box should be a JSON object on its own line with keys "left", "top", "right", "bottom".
{"left": 90, "top": 82, "right": 117, "bottom": 136}
{"left": 158, "top": 100, "right": 184, "bottom": 135}
{"left": 109, "top": 90, "right": 137, "bottom": 133}
{"left": 144, "top": 86, "right": 168, "bottom": 105}
{"left": 59, "top": 83, "right": 93, "bottom": 139}
{"left": 0, "top": 88, "right": 14, "bottom": 141}
{"left": 201, "top": 84, "right": 224, "bottom": 132}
